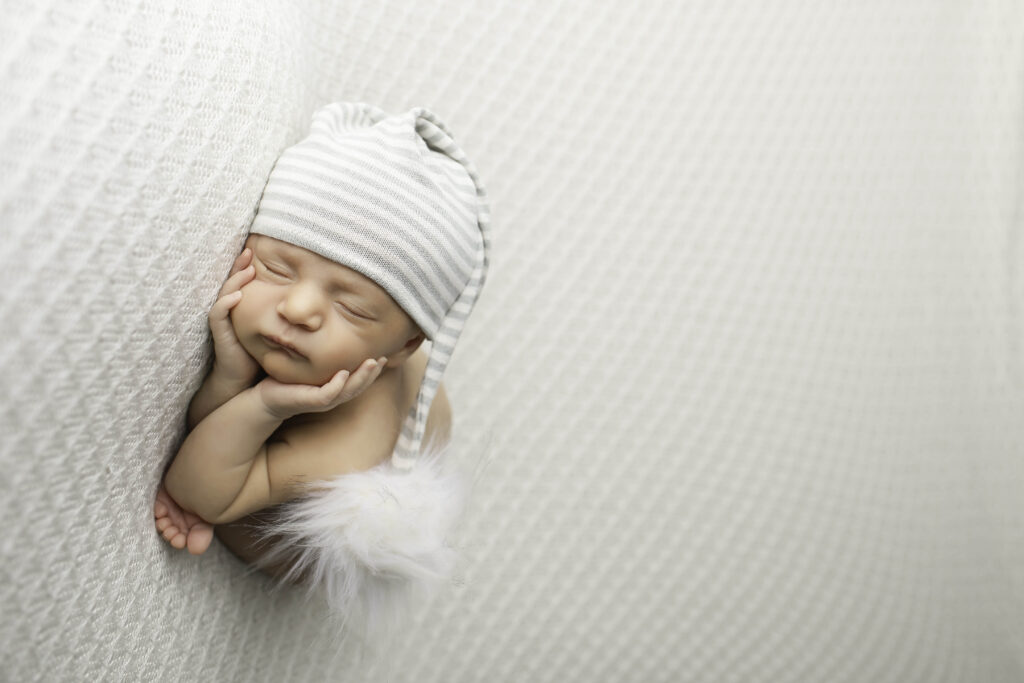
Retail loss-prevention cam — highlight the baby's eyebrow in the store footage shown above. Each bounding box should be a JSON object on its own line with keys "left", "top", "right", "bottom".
{"left": 326, "top": 271, "right": 377, "bottom": 300}
{"left": 326, "top": 270, "right": 362, "bottom": 289}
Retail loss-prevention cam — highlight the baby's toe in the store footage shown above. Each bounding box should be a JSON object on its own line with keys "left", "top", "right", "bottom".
{"left": 162, "top": 525, "right": 179, "bottom": 541}
{"left": 171, "top": 533, "right": 186, "bottom": 549}
{"left": 154, "top": 501, "right": 167, "bottom": 517}
{"left": 187, "top": 526, "right": 214, "bottom": 555}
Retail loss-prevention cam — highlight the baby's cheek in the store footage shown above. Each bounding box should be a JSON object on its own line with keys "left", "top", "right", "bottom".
{"left": 236, "top": 280, "right": 262, "bottom": 308}
{"left": 228, "top": 294, "right": 249, "bottom": 329}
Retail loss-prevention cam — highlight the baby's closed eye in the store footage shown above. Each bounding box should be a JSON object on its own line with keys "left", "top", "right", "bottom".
{"left": 256, "top": 260, "right": 289, "bottom": 278}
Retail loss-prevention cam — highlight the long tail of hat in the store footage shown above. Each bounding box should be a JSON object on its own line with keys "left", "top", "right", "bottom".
{"left": 391, "top": 108, "right": 491, "bottom": 469}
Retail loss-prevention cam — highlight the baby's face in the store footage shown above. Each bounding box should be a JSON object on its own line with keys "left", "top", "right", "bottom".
{"left": 231, "top": 234, "right": 423, "bottom": 385}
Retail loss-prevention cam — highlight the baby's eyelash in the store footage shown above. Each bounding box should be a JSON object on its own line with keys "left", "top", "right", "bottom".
{"left": 336, "top": 302, "right": 367, "bottom": 318}
{"left": 258, "top": 261, "right": 369, "bottom": 318}
{"left": 260, "top": 263, "right": 288, "bottom": 278}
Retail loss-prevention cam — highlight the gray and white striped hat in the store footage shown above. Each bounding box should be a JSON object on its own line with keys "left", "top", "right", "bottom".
{"left": 249, "top": 102, "right": 491, "bottom": 469}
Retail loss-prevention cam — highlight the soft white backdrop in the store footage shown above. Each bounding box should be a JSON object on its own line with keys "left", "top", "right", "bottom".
{"left": 1, "top": 0, "right": 1021, "bottom": 681}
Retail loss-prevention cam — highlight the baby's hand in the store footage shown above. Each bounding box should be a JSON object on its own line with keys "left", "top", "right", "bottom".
{"left": 209, "top": 247, "right": 261, "bottom": 387}
{"left": 154, "top": 480, "right": 214, "bottom": 555}
{"left": 256, "top": 356, "right": 388, "bottom": 420}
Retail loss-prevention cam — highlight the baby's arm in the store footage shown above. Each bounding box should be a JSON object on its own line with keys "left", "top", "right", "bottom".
{"left": 185, "top": 364, "right": 256, "bottom": 432}
{"left": 165, "top": 385, "right": 284, "bottom": 524}
{"left": 155, "top": 247, "right": 264, "bottom": 551}
{"left": 164, "top": 357, "right": 387, "bottom": 525}
{"left": 152, "top": 370, "right": 264, "bottom": 554}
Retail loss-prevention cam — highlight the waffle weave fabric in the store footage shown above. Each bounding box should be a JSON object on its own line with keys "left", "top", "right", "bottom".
{"left": 1, "top": 0, "right": 1022, "bottom": 681}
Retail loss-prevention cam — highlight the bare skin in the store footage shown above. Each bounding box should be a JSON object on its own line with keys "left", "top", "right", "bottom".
{"left": 154, "top": 482, "right": 214, "bottom": 554}
{"left": 152, "top": 346, "right": 450, "bottom": 561}
{"left": 154, "top": 237, "right": 451, "bottom": 569}
{"left": 213, "top": 348, "right": 451, "bottom": 582}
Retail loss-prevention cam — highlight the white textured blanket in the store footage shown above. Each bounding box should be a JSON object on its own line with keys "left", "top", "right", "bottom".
{"left": 1, "top": 1, "right": 1021, "bottom": 681}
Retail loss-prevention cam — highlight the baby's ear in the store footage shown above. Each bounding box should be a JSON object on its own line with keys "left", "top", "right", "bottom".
{"left": 389, "top": 330, "right": 425, "bottom": 364}
{"left": 402, "top": 331, "right": 425, "bottom": 353}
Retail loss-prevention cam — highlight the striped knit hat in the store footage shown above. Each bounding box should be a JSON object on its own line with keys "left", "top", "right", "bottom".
{"left": 250, "top": 102, "right": 490, "bottom": 469}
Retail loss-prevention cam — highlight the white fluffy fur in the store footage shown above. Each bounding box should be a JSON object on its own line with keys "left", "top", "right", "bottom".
{"left": 248, "top": 435, "right": 469, "bottom": 646}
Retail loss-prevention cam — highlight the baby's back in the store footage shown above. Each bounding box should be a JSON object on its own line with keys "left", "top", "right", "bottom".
{"left": 395, "top": 346, "right": 452, "bottom": 448}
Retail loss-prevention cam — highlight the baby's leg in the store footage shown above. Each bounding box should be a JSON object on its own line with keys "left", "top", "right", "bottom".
{"left": 154, "top": 481, "right": 214, "bottom": 555}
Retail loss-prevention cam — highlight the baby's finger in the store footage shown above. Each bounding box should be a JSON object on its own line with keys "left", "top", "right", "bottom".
{"left": 209, "top": 292, "right": 243, "bottom": 328}
{"left": 361, "top": 357, "right": 387, "bottom": 379}
{"left": 342, "top": 359, "right": 374, "bottom": 386}
{"left": 341, "top": 358, "right": 386, "bottom": 392}
{"left": 229, "top": 248, "right": 252, "bottom": 276}
{"left": 327, "top": 369, "right": 351, "bottom": 390}
{"left": 217, "top": 264, "right": 255, "bottom": 298}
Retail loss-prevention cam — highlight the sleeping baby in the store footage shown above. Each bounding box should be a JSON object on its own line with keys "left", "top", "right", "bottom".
{"left": 155, "top": 234, "right": 449, "bottom": 561}
{"left": 152, "top": 102, "right": 491, "bottom": 641}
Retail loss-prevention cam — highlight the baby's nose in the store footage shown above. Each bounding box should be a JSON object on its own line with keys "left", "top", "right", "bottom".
{"left": 278, "top": 284, "right": 325, "bottom": 329}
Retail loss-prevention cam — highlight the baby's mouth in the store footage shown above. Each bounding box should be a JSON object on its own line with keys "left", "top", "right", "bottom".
{"left": 262, "top": 335, "right": 305, "bottom": 359}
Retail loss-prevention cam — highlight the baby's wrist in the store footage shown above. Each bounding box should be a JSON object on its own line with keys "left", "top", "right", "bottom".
{"left": 187, "top": 365, "right": 255, "bottom": 431}
{"left": 251, "top": 384, "right": 293, "bottom": 422}
{"left": 209, "top": 362, "right": 257, "bottom": 395}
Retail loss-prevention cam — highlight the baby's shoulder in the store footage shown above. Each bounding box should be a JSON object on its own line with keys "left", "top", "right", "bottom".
{"left": 266, "top": 348, "right": 450, "bottom": 480}
{"left": 269, "top": 366, "right": 406, "bottom": 475}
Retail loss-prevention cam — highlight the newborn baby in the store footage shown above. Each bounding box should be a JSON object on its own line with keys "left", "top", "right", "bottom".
{"left": 151, "top": 102, "right": 491, "bottom": 639}
{"left": 154, "top": 233, "right": 451, "bottom": 566}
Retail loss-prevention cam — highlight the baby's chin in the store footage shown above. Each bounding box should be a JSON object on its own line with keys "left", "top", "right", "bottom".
{"left": 259, "top": 356, "right": 334, "bottom": 386}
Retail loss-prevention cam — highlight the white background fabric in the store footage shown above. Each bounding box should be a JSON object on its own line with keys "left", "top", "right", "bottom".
{"left": 1, "top": 0, "right": 1021, "bottom": 681}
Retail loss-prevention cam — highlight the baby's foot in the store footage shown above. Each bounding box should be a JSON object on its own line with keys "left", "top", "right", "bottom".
{"left": 154, "top": 481, "right": 214, "bottom": 555}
